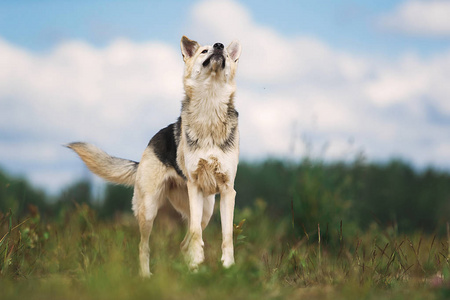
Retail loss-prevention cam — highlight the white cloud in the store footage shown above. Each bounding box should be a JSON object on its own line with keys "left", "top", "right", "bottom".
{"left": 0, "top": 37, "right": 185, "bottom": 192}
{"left": 0, "top": 37, "right": 184, "bottom": 145}
{"left": 378, "top": 0, "right": 450, "bottom": 37}
{"left": 363, "top": 54, "right": 430, "bottom": 107}
{"left": 189, "top": 0, "right": 350, "bottom": 84}
{"left": 188, "top": 0, "right": 450, "bottom": 165}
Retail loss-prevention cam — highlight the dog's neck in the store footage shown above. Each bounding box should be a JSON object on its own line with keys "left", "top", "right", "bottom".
{"left": 183, "top": 79, "right": 235, "bottom": 123}
{"left": 181, "top": 80, "right": 237, "bottom": 149}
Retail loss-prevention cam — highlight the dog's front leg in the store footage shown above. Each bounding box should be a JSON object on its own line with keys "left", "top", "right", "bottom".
{"left": 220, "top": 187, "right": 236, "bottom": 268}
{"left": 186, "top": 181, "right": 205, "bottom": 270}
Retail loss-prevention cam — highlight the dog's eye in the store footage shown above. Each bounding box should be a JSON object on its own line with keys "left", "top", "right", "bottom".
{"left": 201, "top": 49, "right": 208, "bottom": 54}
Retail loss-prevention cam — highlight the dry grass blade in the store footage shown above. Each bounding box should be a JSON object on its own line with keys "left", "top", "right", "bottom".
{"left": 0, "top": 218, "right": 30, "bottom": 246}
{"left": 407, "top": 237, "right": 425, "bottom": 274}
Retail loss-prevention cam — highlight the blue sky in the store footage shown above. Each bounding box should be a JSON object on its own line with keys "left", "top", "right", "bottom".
{"left": 1, "top": 0, "right": 450, "bottom": 193}
{"left": 2, "top": 0, "right": 448, "bottom": 55}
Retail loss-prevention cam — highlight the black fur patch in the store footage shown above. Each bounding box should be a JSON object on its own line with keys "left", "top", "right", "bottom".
{"left": 185, "top": 129, "right": 199, "bottom": 150}
{"left": 220, "top": 105, "right": 239, "bottom": 152}
{"left": 148, "top": 120, "right": 185, "bottom": 179}
{"left": 174, "top": 117, "right": 182, "bottom": 146}
{"left": 203, "top": 53, "right": 225, "bottom": 68}
{"left": 228, "top": 105, "right": 239, "bottom": 119}
{"left": 202, "top": 57, "right": 211, "bottom": 67}
{"left": 220, "top": 125, "right": 237, "bottom": 152}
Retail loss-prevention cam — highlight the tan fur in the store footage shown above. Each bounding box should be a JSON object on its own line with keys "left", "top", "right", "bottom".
{"left": 180, "top": 93, "right": 238, "bottom": 150}
{"left": 66, "top": 142, "right": 137, "bottom": 186}
{"left": 192, "top": 157, "right": 230, "bottom": 195}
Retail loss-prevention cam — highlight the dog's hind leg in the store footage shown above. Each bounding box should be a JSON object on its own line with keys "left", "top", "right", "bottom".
{"left": 166, "top": 184, "right": 191, "bottom": 254}
{"left": 137, "top": 213, "right": 154, "bottom": 277}
{"left": 133, "top": 174, "right": 165, "bottom": 277}
{"left": 132, "top": 148, "right": 169, "bottom": 277}
{"left": 202, "top": 194, "right": 215, "bottom": 230}
{"left": 136, "top": 192, "right": 160, "bottom": 277}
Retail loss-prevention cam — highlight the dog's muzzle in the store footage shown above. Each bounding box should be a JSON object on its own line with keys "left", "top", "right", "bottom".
{"left": 203, "top": 43, "right": 226, "bottom": 69}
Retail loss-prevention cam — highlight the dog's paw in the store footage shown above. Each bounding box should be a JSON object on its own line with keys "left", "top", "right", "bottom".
{"left": 185, "top": 235, "right": 205, "bottom": 270}
{"left": 189, "top": 262, "right": 200, "bottom": 272}
{"left": 140, "top": 270, "right": 153, "bottom": 278}
{"left": 187, "top": 249, "right": 205, "bottom": 270}
{"left": 221, "top": 245, "right": 235, "bottom": 268}
{"left": 221, "top": 255, "right": 235, "bottom": 268}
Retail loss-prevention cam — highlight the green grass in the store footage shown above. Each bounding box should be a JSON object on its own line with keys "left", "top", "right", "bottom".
{"left": 1, "top": 202, "right": 449, "bottom": 300}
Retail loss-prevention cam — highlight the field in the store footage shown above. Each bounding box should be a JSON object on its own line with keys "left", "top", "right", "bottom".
{"left": 1, "top": 200, "right": 449, "bottom": 300}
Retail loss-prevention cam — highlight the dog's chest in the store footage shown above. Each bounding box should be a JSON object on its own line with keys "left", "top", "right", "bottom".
{"left": 186, "top": 120, "right": 229, "bottom": 149}
{"left": 183, "top": 98, "right": 237, "bottom": 150}
{"left": 177, "top": 92, "right": 239, "bottom": 190}
{"left": 183, "top": 146, "right": 239, "bottom": 194}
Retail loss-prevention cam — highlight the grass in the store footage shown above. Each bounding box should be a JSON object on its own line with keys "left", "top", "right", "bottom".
{"left": 1, "top": 202, "right": 449, "bottom": 300}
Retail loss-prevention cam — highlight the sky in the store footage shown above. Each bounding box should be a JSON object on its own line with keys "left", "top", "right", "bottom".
{"left": 1, "top": 0, "right": 450, "bottom": 193}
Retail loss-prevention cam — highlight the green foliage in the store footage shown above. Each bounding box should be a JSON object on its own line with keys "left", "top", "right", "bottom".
{"left": 0, "top": 158, "right": 450, "bottom": 298}
{"left": 354, "top": 160, "right": 450, "bottom": 232}
{"left": 99, "top": 184, "right": 133, "bottom": 219}
{"left": 0, "top": 203, "right": 449, "bottom": 299}
{"left": 56, "top": 180, "right": 94, "bottom": 206}
{"left": 1, "top": 158, "right": 450, "bottom": 234}
{"left": 234, "top": 158, "right": 450, "bottom": 235}
{"left": 0, "top": 168, "right": 47, "bottom": 216}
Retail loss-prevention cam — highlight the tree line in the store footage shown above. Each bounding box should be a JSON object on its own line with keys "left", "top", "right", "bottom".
{"left": 1, "top": 158, "right": 449, "bottom": 234}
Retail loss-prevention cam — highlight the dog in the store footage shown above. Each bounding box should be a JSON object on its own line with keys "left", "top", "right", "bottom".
{"left": 67, "top": 36, "right": 242, "bottom": 277}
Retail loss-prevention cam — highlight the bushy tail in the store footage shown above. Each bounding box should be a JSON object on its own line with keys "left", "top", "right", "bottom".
{"left": 66, "top": 142, "right": 138, "bottom": 186}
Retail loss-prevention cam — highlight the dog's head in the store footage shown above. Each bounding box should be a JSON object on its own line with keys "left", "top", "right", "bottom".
{"left": 180, "top": 36, "right": 241, "bottom": 95}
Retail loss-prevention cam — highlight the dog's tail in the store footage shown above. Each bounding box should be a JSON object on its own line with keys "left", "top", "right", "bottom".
{"left": 66, "top": 142, "right": 138, "bottom": 186}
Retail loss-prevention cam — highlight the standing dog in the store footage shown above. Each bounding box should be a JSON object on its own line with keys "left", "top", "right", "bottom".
{"left": 67, "top": 36, "right": 242, "bottom": 277}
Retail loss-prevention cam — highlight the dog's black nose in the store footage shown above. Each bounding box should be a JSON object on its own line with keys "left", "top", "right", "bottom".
{"left": 213, "top": 43, "right": 224, "bottom": 50}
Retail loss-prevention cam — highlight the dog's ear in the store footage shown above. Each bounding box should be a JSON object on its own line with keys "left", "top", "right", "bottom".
{"left": 227, "top": 40, "right": 241, "bottom": 62}
{"left": 180, "top": 36, "right": 200, "bottom": 61}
